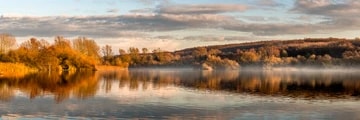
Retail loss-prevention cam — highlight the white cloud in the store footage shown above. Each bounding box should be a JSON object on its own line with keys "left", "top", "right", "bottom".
{"left": 107, "top": 9, "right": 119, "bottom": 13}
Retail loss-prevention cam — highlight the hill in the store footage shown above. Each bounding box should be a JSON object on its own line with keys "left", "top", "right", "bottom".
{"left": 123, "top": 37, "right": 360, "bottom": 69}
{"left": 176, "top": 38, "right": 353, "bottom": 58}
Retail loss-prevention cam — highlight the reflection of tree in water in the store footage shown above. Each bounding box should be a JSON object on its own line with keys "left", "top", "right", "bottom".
{"left": 0, "top": 71, "right": 99, "bottom": 103}
{"left": 120, "top": 69, "right": 360, "bottom": 99}
{"left": 2, "top": 69, "right": 360, "bottom": 102}
{"left": 101, "top": 69, "right": 179, "bottom": 91}
{"left": 0, "top": 84, "right": 14, "bottom": 101}
{"left": 179, "top": 70, "right": 360, "bottom": 99}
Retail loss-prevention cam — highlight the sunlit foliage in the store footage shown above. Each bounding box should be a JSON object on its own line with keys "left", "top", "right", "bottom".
{"left": 0, "top": 36, "right": 99, "bottom": 71}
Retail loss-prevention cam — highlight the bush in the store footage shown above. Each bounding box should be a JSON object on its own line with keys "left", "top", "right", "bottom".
{"left": 204, "top": 55, "right": 239, "bottom": 70}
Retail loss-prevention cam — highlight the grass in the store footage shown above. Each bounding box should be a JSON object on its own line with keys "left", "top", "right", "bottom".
{"left": 0, "top": 62, "right": 38, "bottom": 78}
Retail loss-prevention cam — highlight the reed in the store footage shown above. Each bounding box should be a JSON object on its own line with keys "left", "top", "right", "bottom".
{"left": 0, "top": 62, "right": 37, "bottom": 78}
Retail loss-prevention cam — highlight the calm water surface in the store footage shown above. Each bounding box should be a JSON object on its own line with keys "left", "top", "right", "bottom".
{"left": 1, "top": 68, "right": 360, "bottom": 119}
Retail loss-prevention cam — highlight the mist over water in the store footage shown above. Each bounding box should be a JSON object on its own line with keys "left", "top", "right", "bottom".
{"left": 1, "top": 68, "right": 360, "bottom": 119}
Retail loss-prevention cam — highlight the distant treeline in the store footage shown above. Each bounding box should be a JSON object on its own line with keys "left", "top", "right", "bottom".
{"left": 1, "top": 33, "right": 360, "bottom": 71}
{"left": 108, "top": 37, "right": 360, "bottom": 69}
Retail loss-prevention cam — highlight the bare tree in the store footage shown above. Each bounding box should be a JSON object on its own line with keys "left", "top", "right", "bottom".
{"left": 102, "top": 45, "right": 113, "bottom": 58}
{"left": 0, "top": 33, "right": 16, "bottom": 54}
{"left": 54, "top": 36, "right": 71, "bottom": 50}
{"left": 128, "top": 47, "right": 139, "bottom": 54}
{"left": 142, "top": 48, "right": 148, "bottom": 54}
{"left": 119, "top": 48, "right": 126, "bottom": 55}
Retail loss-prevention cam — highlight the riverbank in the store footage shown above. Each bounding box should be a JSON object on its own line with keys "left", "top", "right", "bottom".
{"left": 0, "top": 64, "right": 127, "bottom": 78}
{"left": 95, "top": 65, "right": 127, "bottom": 72}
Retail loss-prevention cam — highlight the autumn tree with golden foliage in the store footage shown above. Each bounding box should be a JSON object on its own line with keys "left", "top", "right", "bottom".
{"left": 0, "top": 36, "right": 99, "bottom": 71}
{"left": 73, "top": 37, "right": 100, "bottom": 60}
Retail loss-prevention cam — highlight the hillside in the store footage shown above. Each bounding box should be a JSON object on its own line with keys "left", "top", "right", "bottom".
{"left": 131, "top": 37, "right": 360, "bottom": 69}
{"left": 176, "top": 38, "right": 353, "bottom": 58}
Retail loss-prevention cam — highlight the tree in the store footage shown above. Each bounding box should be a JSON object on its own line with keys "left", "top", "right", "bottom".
{"left": 102, "top": 45, "right": 113, "bottom": 58}
{"left": 53, "top": 36, "right": 74, "bottom": 69}
{"left": 263, "top": 55, "right": 282, "bottom": 67}
{"left": 37, "top": 46, "right": 59, "bottom": 70}
{"left": 208, "top": 49, "right": 221, "bottom": 55}
{"left": 193, "top": 47, "right": 207, "bottom": 57}
{"left": 318, "top": 54, "right": 332, "bottom": 66}
{"left": 128, "top": 47, "right": 140, "bottom": 64}
{"left": 73, "top": 37, "right": 100, "bottom": 59}
{"left": 119, "top": 49, "right": 126, "bottom": 55}
{"left": 142, "top": 48, "right": 148, "bottom": 54}
{"left": 152, "top": 48, "right": 161, "bottom": 53}
{"left": 20, "top": 38, "right": 43, "bottom": 50}
{"left": 154, "top": 52, "right": 174, "bottom": 63}
{"left": 239, "top": 49, "right": 260, "bottom": 63}
{"left": 258, "top": 46, "right": 280, "bottom": 58}
{"left": 205, "top": 55, "right": 239, "bottom": 70}
{"left": 54, "top": 36, "right": 71, "bottom": 50}
{"left": 0, "top": 33, "right": 16, "bottom": 54}
{"left": 128, "top": 47, "right": 139, "bottom": 54}
{"left": 18, "top": 38, "right": 42, "bottom": 68}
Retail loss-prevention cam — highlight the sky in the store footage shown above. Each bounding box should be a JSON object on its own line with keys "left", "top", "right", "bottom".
{"left": 1, "top": 0, "right": 360, "bottom": 51}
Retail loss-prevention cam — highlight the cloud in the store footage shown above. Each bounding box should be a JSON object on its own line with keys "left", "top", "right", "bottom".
{"left": 292, "top": 0, "right": 344, "bottom": 16}
{"left": 2, "top": 1, "right": 359, "bottom": 39}
{"left": 103, "top": 37, "right": 181, "bottom": 52}
{"left": 0, "top": 16, "right": 150, "bottom": 38}
{"left": 117, "top": 31, "right": 149, "bottom": 38}
{"left": 182, "top": 35, "right": 253, "bottom": 42}
{"left": 154, "top": 35, "right": 175, "bottom": 39}
{"left": 130, "top": 8, "right": 154, "bottom": 13}
{"left": 0, "top": 14, "right": 318, "bottom": 38}
{"left": 0, "top": 13, "right": 239, "bottom": 37}
{"left": 107, "top": 9, "right": 119, "bottom": 13}
{"left": 240, "top": 16, "right": 280, "bottom": 22}
{"left": 159, "top": 13, "right": 236, "bottom": 25}
{"left": 242, "top": 16, "right": 265, "bottom": 21}
{"left": 224, "top": 23, "right": 318, "bottom": 36}
{"left": 291, "top": 0, "right": 360, "bottom": 28}
{"left": 156, "top": 4, "right": 248, "bottom": 14}
{"left": 255, "top": 0, "right": 284, "bottom": 7}
{"left": 136, "top": 0, "right": 170, "bottom": 5}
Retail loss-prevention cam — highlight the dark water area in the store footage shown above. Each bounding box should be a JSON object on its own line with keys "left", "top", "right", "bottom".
{"left": 1, "top": 68, "right": 360, "bottom": 119}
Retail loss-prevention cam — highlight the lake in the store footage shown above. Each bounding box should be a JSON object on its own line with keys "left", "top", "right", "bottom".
{"left": 1, "top": 68, "right": 360, "bottom": 119}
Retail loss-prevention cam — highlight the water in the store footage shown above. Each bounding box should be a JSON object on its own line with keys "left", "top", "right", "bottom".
{"left": 1, "top": 68, "right": 360, "bottom": 119}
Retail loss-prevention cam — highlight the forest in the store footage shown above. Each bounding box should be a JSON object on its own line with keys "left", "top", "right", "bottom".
{"left": 1, "top": 33, "right": 360, "bottom": 74}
